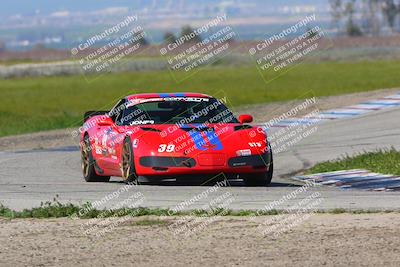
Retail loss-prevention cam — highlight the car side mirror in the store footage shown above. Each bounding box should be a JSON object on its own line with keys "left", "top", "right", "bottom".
{"left": 238, "top": 114, "right": 253, "bottom": 124}
{"left": 98, "top": 117, "right": 114, "bottom": 127}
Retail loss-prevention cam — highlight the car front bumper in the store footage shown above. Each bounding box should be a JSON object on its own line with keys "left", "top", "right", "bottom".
{"left": 136, "top": 153, "right": 272, "bottom": 176}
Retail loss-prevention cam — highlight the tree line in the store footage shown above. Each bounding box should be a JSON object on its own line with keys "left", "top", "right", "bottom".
{"left": 0, "top": 25, "right": 208, "bottom": 53}
{"left": 330, "top": 0, "right": 400, "bottom": 36}
{"left": 163, "top": 25, "right": 203, "bottom": 45}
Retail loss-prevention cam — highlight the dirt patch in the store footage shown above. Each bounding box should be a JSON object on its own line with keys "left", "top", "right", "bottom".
{"left": 1, "top": 214, "right": 400, "bottom": 266}
{"left": 0, "top": 88, "right": 398, "bottom": 152}
{"left": 0, "top": 128, "right": 79, "bottom": 152}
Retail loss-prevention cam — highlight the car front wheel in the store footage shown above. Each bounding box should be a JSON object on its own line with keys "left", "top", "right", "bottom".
{"left": 121, "top": 137, "right": 138, "bottom": 184}
{"left": 243, "top": 151, "right": 273, "bottom": 187}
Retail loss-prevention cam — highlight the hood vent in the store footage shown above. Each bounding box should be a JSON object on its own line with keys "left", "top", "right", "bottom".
{"left": 234, "top": 125, "right": 253, "bottom": 131}
{"left": 180, "top": 127, "right": 212, "bottom": 132}
{"left": 140, "top": 127, "right": 161, "bottom": 132}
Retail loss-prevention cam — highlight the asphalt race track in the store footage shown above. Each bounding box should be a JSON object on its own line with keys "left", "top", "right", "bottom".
{"left": 1, "top": 106, "right": 400, "bottom": 211}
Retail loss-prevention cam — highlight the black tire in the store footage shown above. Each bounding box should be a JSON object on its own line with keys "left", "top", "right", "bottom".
{"left": 81, "top": 135, "right": 110, "bottom": 182}
{"left": 121, "top": 137, "right": 138, "bottom": 184}
{"left": 243, "top": 151, "right": 273, "bottom": 187}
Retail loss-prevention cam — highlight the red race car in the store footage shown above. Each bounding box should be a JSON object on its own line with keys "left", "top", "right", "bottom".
{"left": 80, "top": 93, "right": 273, "bottom": 186}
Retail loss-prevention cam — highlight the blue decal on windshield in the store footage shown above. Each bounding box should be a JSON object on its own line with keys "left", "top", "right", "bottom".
{"left": 159, "top": 93, "right": 186, "bottom": 98}
{"left": 173, "top": 93, "right": 186, "bottom": 97}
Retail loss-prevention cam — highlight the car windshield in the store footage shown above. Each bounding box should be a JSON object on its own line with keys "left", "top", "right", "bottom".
{"left": 117, "top": 98, "right": 238, "bottom": 125}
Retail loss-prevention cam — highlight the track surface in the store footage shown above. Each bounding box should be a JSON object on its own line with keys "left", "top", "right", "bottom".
{"left": 1, "top": 107, "right": 399, "bottom": 211}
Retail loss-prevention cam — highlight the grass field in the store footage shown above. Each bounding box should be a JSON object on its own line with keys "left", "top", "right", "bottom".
{"left": 1, "top": 60, "right": 400, "bottom": 137}
{"left": 306, "top": 149, "right": 400, "bottom": 176}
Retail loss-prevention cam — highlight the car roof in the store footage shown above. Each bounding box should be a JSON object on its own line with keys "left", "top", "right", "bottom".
{"left": 125, "top": 92, "right": 212, "bottom": 101}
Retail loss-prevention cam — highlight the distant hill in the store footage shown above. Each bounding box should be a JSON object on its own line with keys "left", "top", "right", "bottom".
{"left": 2, "top": 0, "right": 328, "bottom": 16}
